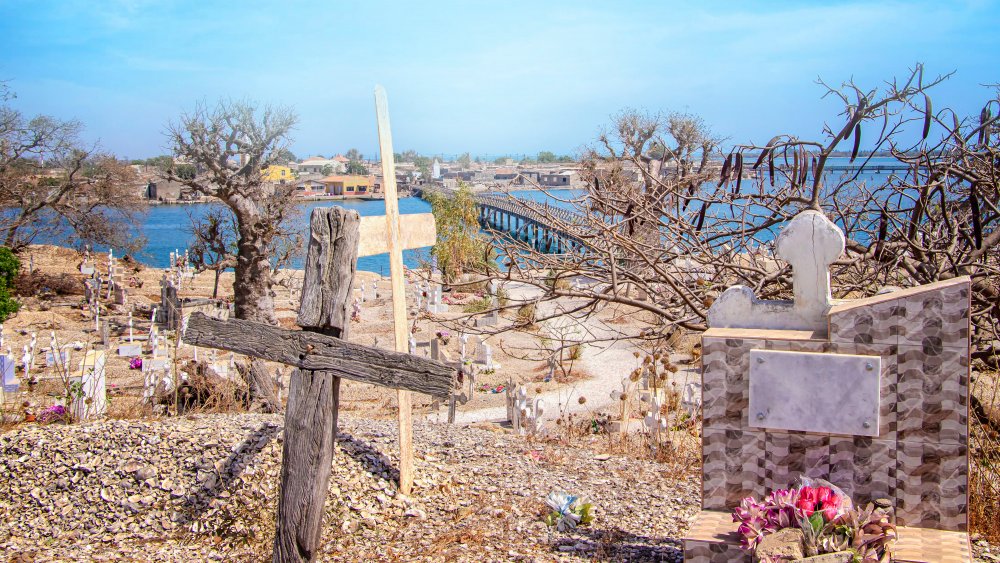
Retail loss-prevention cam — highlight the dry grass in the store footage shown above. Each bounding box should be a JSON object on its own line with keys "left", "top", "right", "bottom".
{"left": 971, "top": 363, "right": 1000, "bottom": 541}
{"left": 548, "top": 407, "right": 701, "bottom": 481}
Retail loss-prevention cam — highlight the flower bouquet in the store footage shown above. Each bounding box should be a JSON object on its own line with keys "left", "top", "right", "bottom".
{"left": 543, "top": 491, "right": 594, "bottom": 531}
{"left": 37, "top": 404, "right": 68, "bottom": 424}
{"left": 733, "top": 479, "right": 896, "bottom": 562}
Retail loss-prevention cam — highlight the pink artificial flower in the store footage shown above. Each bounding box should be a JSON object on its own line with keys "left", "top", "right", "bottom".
{"left": 795, "top": 497, "right": 816, "bottom": 517}
{"left": 820, "top": 494, "right": 842, "bottom": 521}
{"left": 798, "top": 486, "right": 817, "bottom": 503}
{"left": 815, "top": 486, "right": 834, "bottom": 504}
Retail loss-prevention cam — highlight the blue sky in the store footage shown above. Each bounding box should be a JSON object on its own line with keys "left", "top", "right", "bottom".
{"left": 1, "top": 1, "right": 996, "bottom": 160}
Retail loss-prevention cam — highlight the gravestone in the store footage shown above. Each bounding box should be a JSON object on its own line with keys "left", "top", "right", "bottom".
{"left": 682, "top": 211, "right": 972, "bottom": 563}
{"left": 425, "top": 284, "right": 446, "bottom": 313}
{"left": 73, "top": 350, "right": 107, "bottom": 420}
{"left": 0, "top": 354, "right": 17, "bottom": 394}
{"left": 118, "top": 313, "right": 143, "bottom": 356}
{"left": 45, "top": 349, "right": 71, "bottom": 369}
{"left": 113, "top": 285, "right": 128, "bottom": 306}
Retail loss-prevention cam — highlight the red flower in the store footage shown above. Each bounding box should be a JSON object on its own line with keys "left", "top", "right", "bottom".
{"left": 820, "top": 494, "right": 842, "bottom": 521}
{"left": 815, "top": 487, "right": 834, "bottom": 504}
{"left": 795, "top": 497, "right": 815, "bottom": 516}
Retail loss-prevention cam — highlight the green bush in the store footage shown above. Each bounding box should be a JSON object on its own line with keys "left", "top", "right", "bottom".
{"left": 0, "top": 248, "right": 20, "bottom": 321}
{"left": 463, "top": 296, "right": 492, "bottom": 314}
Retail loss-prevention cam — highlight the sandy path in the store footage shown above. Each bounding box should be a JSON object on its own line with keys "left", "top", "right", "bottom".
{"left": 449, "top": 281, "right": 640, "bottom": 424}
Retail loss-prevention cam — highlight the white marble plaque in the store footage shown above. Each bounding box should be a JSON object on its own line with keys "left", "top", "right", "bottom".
{"left": 748, "top": 349, "right": 880, "bottom": 437}
{"left": 117, "top": 344, "right": 143, "bottom": 357}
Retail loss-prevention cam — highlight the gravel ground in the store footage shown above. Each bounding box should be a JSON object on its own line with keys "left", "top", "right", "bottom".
{"left": 0, "top": 413, "right": 701, "bottom": 562}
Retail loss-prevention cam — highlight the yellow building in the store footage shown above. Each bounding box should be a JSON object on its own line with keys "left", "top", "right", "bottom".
{"left": 320, "top": 175, "right": 374, "bottom": 196}
{"left": 262, "top": 165, "right": 294, "bottom": 184}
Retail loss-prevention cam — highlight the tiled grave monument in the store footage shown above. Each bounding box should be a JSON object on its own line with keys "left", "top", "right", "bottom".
{"left": 683, "top": 211, "right": 971, "bottom": 563}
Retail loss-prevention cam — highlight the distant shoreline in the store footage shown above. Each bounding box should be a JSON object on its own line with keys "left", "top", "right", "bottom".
{"left": 147, "top": 193, "right": 395, "bottom": 206}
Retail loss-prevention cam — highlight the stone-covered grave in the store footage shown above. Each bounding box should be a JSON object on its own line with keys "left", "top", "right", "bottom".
{"left": 682, "top": 211, "right": 971, "bottom": 563}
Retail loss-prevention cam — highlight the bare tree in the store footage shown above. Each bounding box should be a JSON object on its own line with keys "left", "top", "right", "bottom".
{"left": 166, "top": 100, "right": 300, "bottom": 324}
{"left": 187, "top": 205, "right": 238, "bottom": 299}
{"left": 474, "top": 66, "right": 966, "bottom": 347}
{"left": 0, "top": 85, "right": 146, "bottom": 251}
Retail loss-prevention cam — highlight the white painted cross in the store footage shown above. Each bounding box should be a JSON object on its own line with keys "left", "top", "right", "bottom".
{"left": 373, "top": 85, "right": 438, "bottom": 495}
{"left": 707, "top": 210, "right": 845, "bottom": 331}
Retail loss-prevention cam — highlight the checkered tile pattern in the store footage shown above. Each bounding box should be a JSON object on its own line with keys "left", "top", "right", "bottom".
{"left": 701, "top": 337, "right": 766, "bottom": 430}
{"left": 701, "top": 426, "right": 765, "bottom": 510}
{"left": 896, "top": 440, "right": 968, "bottom": 530}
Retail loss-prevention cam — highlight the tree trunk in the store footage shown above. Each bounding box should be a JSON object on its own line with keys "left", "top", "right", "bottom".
{"left": 237, "top": 359, "right": 280, "bottom": 413}
{"left": 212, "top": 269, "right": 221, "bottom": 299}
{"left": 233, "top": 218, "right": 277, "bottom": 325}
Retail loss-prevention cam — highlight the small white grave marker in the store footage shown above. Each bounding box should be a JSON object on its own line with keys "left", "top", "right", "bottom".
{"left": 74, "top": 350, "right": 107, "bottom": 420}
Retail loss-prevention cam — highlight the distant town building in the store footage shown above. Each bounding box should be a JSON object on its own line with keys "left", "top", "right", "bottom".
{"left": 145, "top": 179, "right": 191, "bottom": 201}
{"left": 297, "top": 156, "right": 346, "bottom": 175}
{"left": 320, "top": 174, "right": 374, "bottom": 197}
{"left": 432, "top": 159, "right": 441, "bottom": 179}
{"left": 262, "top": 165, "right": 294, "bottom": 184}
{"left": 292, "top": 178, "right": 327, "bottom": 196}
{"left": 538, "top": 170, "right": 581, "bottom": 187}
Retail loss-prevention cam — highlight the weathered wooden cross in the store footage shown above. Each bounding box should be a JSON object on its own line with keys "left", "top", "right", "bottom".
{"left": 182, "top": 87, "right": 444, "bottom": 563}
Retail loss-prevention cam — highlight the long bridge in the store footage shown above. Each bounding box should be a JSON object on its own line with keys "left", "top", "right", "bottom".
{"left": 474, "top": 193, "right": 588, "bottom": 254}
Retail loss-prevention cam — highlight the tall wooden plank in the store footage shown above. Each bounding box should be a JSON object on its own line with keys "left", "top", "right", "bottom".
{"left": 273, "top": 207, "right": 358, "bottom": 563}
{"left": 374, "top": 85, "right": 414, "bottom": 495}
{"left": 272, "top": 369, "right": 338, "bottom": 563}
{"left": 296, "top": 207, "right": 360, "bottom": 334}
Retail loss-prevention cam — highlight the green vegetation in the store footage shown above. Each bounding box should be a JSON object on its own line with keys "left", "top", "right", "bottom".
{"left": 536, "top": 151, "right": 575, "bottom": 163}
{"left": 345, "top": 160, "right": 368, "bottom": 175}
{"left": 135, "top": 155, "right": 196, "bottom": 179}
{"left": 425, "top": 183, "right": 494, "bottom": 284}
{"left": 0, "top": 247, "right": 21, "bottom": 321}
{"left": 462, "top": 295, "right": 492, "bottom": 314}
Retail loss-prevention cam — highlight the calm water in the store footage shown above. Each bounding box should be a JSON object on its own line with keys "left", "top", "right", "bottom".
{"left": 70, "top": 156, "right": 899, "bottom": 273}
{"left": 135, "top": 197, "right": 434, "bottom": 274}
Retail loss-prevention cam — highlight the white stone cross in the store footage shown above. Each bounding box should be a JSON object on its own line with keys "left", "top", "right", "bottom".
{"left": 707, "top": 210, "right": 845, "bottom": 331}
{"left": 21, "top": 344, "right": 31, "bottom": 381}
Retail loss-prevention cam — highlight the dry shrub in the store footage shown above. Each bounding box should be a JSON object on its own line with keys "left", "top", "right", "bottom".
{"left": 551, "top": 409, "right": 700, "bottom": 479}
{"left": 13, "top": 270, "right": 84, "bottom": 297}
{"left": 516, "top": 302, "right": 537, "bottom": 327}
{"left": 971, "top": 362, "right": 1000, "bottom": 541}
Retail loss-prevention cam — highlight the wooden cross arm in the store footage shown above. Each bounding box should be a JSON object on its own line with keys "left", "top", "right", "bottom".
{"left": 357, "top": 213, "right": 436, "bottom": 257}
{"left": 183, "top": 313, "right": 454, "bottom": 398}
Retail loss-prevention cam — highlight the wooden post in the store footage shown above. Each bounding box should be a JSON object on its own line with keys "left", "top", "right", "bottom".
{"left": 273, "top": 207, "right": 359, "bottom": 563}
{"left": 374, "top": 85, "right": 414, "bottom": 495}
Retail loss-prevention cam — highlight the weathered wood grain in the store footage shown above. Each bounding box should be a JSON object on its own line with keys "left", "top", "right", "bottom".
{"left": 274, "top": 207, "right": 356, "bottom": 563}
{"left": 296, "top": 207, "right": 360, "bottom": 333}
{"left": 272, "top": 369, "right": 339, "bottom": 563}
{"left": 236, "top": 359, "right": 280, "bottom": 413}
{"left": 184, "top": 313, "right": 454, "bottom": 398}
{"left": 357, "top": 213, "right": 436, "bottom": 257}
{"left": 375, "top": 85, "right": 416, "bottom": 495}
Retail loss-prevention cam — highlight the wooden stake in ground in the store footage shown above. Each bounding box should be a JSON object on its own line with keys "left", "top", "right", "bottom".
{"left": 374, "top": 84, "right": 414, "bottom": 495}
